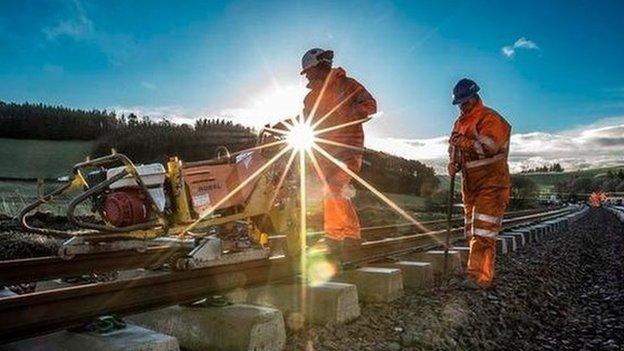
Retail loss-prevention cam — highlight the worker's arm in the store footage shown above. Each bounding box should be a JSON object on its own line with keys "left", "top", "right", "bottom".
{"left": 351, "top": 86, "right": 377, "bottom": 119}
{"left": 447, "top": 144, "right": 461, "bottom": 176}
{"left": 473, "top": 113, "right": 510, "bottom": 157}
{"left": 449, "top": 113, "right": 510, "bottom": 157}
{"left": 271, "top": 116, "right": 297, "bottom": 131}
{"left": 302, "top": 90, "right": 316, "bottom": 122}
{"left": 448, "top": 120, "right": 462, "bottom": 176}
{"left": 449, "top": 132, "right": 474, "bottom": 152}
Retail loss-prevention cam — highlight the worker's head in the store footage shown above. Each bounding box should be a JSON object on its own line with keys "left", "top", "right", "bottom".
{"left": 459, "top": 95, "right": 481, "bottom": 114}
{"left": 452, "top": 78, "right": 480, "bottom": 113}
{"left": 301, "top": 48, "right": 333, "bottom": 87}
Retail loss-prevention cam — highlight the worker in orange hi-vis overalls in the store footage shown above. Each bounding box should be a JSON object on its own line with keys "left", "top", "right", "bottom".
{"left": 447, "top": 78, "right": 511, "bottom": 289}
{"left": 589, "top": 191, "right": 608, "bottom": 207}
{"left": 299, "top": 48, "right": 377, "bottom": 257}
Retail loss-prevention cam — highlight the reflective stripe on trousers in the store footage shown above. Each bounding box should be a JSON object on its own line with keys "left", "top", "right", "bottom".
{"left": 473, "top": 227, "right": 498, "bottom": 238}
{"left": 462, "top": 187, "right": 510, "bottom": 286}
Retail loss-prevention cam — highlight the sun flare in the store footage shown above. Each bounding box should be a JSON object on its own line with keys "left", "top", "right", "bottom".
{"left": 286, "top": 121, "right": 316, "bottom": 151}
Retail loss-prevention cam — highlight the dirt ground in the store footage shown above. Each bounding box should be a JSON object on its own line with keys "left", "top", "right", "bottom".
{"left": 286, "top": 208, "right": 624, "bottom": 350}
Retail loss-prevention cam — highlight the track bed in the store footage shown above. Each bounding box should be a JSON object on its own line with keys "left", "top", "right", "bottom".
{"left": 286, "top": 207, "right": 624, "bottom": 350}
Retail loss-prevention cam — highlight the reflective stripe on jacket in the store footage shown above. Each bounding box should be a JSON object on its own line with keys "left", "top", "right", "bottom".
{"left": 451, "top": 100, "right": 511, "bottom": 190}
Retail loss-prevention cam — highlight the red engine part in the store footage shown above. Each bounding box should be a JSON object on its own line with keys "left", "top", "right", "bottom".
{"left": 102, "top": 189, "right": 151, "bottom": 227}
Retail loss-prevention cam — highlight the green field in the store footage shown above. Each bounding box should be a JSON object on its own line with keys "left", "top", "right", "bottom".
{"left": 515, "top": 166, "right": 624, "bottom": 192}
{"left": 436, "top": 174, "right": 462, "bottom": 191}
{"left": 437, "top": 166, "right": 624, "bottom": 193}
{"left": 0, "top": 138, "right": 93, "bottom": 179}
{"left": 0, "top": 179, "right": 95, "bottom": 217}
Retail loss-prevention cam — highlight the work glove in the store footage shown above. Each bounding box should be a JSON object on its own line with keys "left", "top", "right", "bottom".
{"left": 447, "top": 161, "right": 460, "bottom": 177}
{"left": 447, "top": 144, "right": 461, "bottom": 176}
{"left": 449, "top": 133, "right": 474, "bottom": 152}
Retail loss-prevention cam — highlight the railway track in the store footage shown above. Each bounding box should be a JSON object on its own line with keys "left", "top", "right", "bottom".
{"left": 0, "top": 208, "right": 546, "bottom": 286}
{"left": 0, "top": 206, "right": 575, "bottom": 343}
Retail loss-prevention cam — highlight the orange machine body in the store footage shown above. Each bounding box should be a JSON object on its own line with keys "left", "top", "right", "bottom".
{"left": 182, "top": 152, "right": 267, "bottom": 215}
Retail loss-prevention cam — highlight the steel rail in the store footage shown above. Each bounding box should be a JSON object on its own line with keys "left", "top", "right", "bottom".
{"left": 0, "top": 207, "right": 576, "bottom": 343}
{"left": 0, "top": 246, "right": 186, "bottom": 286}
{"left": 0, "top": 208, "right": 548, "bottom": 285}
{"left": 344, "top": 207, "right": 573, "bottom": 264}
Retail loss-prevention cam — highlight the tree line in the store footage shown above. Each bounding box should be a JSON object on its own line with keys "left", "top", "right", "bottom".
{"left": 556, "top": 169, "right": 624, "bottom": 200}
{"left": 94, "top": 115, "right": 257, "bottom": 164}
{"left": 520, "top": 163, "right": 564, "bottom": 173}
{"left": 1, "top": 100, "right": 439, "bottom": 196}
{"left": 0, "top": 101, "right": 117, "bottom": 140}
{"left": 360, "top": 151, "right": 439, "bottom": 196}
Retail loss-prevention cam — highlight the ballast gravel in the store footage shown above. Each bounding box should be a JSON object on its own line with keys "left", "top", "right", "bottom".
{"left": 0, "top": 213, "right": 62, "bottom": 260}
{"left": 287, "top": 208, "right": 624, "bottom": 350}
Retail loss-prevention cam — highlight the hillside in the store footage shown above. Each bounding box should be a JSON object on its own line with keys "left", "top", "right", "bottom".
{"left": 0, "top": 138, "right": 93, "bottom": 179}
{"left": 0, "top": 101, "right": 438, "bottom": 196}
{"left": 436, "top": 174, "right": 462, "bottom": 191}
{"left": 516, "top": 166, "right": 624, "bottom": 191}
{"left": 435, "top": 166, "right": 624, "bottom": 194}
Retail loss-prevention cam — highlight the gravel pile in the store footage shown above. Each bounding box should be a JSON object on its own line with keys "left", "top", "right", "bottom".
{"left": 287, "top": 208, "right": 624, "bottom": 350}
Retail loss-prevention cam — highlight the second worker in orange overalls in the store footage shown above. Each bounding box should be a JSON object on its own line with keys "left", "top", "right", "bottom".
{"left": 447, "top": 78, "right": 511, "bottom": 288}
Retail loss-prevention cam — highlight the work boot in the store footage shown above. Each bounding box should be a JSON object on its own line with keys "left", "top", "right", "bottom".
{"left": 342, "top": 237, "right": 362, "bottom": 249}
{"left": 325, "top": 238, "right": 342, "bottom": 255}
{"left": 324, "top": 238, "right": 343, "bottom": 267}
{"left": 460, "top": 278, "right": 481, "bottom": 290}
{"left": 339, "top": 238, "right": 362, "bottom": 271}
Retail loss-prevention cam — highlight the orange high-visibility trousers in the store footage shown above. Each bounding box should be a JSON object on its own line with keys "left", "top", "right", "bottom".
{"left": 323, "top": 155, "right": 362, "bottom": 241}
{"left": 463, "top": 186, "right": 510, "bottom": 286}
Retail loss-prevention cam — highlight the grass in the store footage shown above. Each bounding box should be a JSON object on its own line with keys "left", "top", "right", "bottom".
{"left": 436, "top": 174, "right": 461, "bottom": 191}
{"left": 385, "top": 192, "right": 428, "bottom": 208}
{"left": 0, "top": 181, "right": 37, "bottom": 216}
{"left": 0, "top": 138, "right": 93, "bottom": 179}
{"left": 515, "top": 165, "right": 624, "bottom": 190}
{"left": 0, "top": 180, "right": 89, "bottom": 217}
{"left": 436, "top": 165, "right": 624, "bottom": 194}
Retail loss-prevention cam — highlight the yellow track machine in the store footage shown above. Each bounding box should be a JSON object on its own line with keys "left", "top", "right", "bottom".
{"left": 18, "top": 129, "right": 302, "bottom": 269}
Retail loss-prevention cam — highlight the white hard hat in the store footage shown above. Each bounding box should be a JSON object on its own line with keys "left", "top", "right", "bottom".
{"left": 300, "top": 48, "right": 333, "bottom": 75}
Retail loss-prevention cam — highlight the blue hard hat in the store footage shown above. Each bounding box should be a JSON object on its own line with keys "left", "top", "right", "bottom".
{"left": 452, "top": 78, "right": 480, "bottom": 105}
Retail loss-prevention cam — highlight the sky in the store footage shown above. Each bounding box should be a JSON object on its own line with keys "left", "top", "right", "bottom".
{"left": 1, "top": 0, "right": 623, "bottom": 172}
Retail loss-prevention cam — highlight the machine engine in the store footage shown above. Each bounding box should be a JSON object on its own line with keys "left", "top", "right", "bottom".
{"left": 102, "top": 189, "right": 151, "bottom": 227}
{"left": 97, "top": 163, "right": 167, "bottom": 227}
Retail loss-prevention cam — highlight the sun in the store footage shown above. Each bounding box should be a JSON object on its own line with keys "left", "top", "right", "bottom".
{"left": 242, "top": 84, "right": 308, "bottom": 128}
{"left": 286, "top": 120, "right": 316, "bottom": 151}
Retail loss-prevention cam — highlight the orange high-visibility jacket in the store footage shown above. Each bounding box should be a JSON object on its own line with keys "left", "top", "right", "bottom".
{"left": 303, "top": 68, "right": 376, "bottom": 241}
{"left": 589, "top": 191, "right": 608, "bottom": 207}
{"left": 303, "top": 67, "right": 376, "bottom": 160}
{"left": 451, "top": 100, "right": 511, "bottom": 190}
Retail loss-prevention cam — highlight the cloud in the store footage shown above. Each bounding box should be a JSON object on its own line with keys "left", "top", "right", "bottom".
{"left": 366, "top": 117, "right": 624, "bottom": 174}
{"left": 42, "top": 0, "right": 93, "bottom": 40}
{"left": 502, "top": 37, "right": 539, "bottom": 58}
{"left": 41, "top": 0, "right": 136, "bottom": 66}
{"left": 112, "top": 105, "right": 199, "bottom": 125}
{"left": 111, "top": 104, "right": 245, "bottom": 127}
{"left": 111, "top": 98, "right": 624, "bottom": 176}
{"left": 216, "top": 84, "right": 307, "bottom": 129}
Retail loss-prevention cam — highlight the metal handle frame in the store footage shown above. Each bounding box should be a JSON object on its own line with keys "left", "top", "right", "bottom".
{"left": 256, "top": 127, "right": 285, "bottom": 146}
{"left": 19, "top": 153, "right": 169, "bottom": 237}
